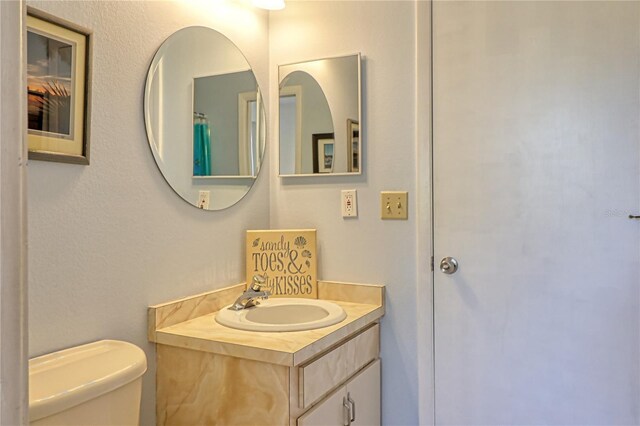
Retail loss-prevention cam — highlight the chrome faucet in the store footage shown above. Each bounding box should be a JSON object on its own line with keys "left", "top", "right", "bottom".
{"left": 228, "top": 274, "right": 271, "bottom": 311}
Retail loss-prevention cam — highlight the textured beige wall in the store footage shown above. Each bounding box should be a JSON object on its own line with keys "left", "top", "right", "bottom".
{"left": 269, "top": 3, "right": 422, "bottom": 424}
{"left": 25, "top": 2, "right": 270, "bottom": 424}
{"left": 25, "top": 1, "right": 430, "bottom": 425}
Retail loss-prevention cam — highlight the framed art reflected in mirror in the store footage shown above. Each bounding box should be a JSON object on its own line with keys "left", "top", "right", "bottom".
{"left": 312, "top": 133, "right": 334, "bottom": 174}
{"left": 347, "top": 119, "right": 359, "bottom": 173}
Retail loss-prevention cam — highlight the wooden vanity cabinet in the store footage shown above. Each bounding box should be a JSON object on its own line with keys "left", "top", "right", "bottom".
{"left": 155, "top": 322, "right": 381, "bottom": 426}
{"left": 151, "top": 282, "right": 385, "bottom": 426}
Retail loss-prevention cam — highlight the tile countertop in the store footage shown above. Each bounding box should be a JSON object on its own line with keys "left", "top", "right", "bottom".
{"left": 148, "top": 281, "right": 385, "bottom": 367}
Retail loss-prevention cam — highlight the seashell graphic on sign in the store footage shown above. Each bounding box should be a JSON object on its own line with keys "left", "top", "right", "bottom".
{"left": 246, "top": 229, "right": 317, "bottom": 299}
{"left": 294, "top": 236, "right": 307, "bottom": 249}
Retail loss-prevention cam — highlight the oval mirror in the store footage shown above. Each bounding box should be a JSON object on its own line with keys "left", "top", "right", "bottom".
{"left": 278, "top": 54, "right": 361, "bottom": 176}
{"left": 144, "top": 26, "right": 266, "bottom": 210}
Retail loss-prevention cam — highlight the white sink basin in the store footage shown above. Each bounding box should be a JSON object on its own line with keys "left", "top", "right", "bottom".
{"left": 215, "top": 298, "right": 347, "bottom": 332}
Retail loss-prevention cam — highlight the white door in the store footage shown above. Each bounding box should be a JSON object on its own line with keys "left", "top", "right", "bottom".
{"left": 433, "top": 2, "right": 640, "bottom": 425}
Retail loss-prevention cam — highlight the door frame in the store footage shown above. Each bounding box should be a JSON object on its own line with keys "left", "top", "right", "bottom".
{"left": 415, "top": 1, "right": 435, "bottom": 425}
{"left": 0, "top": 0, "right": 29, "bottom": 423}
{"left": 278, "top": 85, "right": 302, "bottom": 174}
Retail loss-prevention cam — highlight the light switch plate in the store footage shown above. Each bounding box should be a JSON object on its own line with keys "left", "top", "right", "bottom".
{"left": 381, "top": 191, "right": 408, "bottom": 220}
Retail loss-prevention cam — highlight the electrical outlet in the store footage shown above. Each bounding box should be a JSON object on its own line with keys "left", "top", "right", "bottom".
{"left": 198, "top": 191, "right": 210, "bottom": 209}
{"left": 381, "top": 191, "right": 408, "bottom": 220}
{"left": 341, "top": 189, "right": 358, "bottom": 218}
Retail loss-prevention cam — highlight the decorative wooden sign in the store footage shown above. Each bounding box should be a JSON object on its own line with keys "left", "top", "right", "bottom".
{"left": 246, "top": 229, "right": 317, "bottom": 298}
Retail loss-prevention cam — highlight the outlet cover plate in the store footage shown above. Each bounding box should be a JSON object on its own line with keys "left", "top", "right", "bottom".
{"left": 381, "top": 191, "right": 408, "bottom": 220}
{"left": 198, "top": 190, "right": 210, "bottom": 209}
{"left": 341, "top": 189, "right": 358, "bottom": 217}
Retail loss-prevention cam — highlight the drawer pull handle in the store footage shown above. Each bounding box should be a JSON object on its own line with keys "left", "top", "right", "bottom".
{"left": 343, "top": 397, "right": 352, "bottom": 426}
{"left": 347, "top": 392, "right": 356, "bottom": 422}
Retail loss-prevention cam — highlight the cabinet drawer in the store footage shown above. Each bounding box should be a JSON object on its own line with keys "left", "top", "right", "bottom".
{"left": 299, "top": 324, "right": 379, "bottom": 409}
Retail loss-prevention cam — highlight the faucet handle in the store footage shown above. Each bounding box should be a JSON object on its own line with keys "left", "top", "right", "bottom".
{"left": 250, "top": 274, "right": 267, "bottom": 291}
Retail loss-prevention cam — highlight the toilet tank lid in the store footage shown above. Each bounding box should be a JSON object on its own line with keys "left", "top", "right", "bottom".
{"left": 29, "top": 340, "right": 147, "bottom": 422}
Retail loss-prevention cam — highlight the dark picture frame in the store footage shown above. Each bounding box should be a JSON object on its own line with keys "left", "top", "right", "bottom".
{"left": 312, "top": 133, "right": 335, "bottom": 173}
{"left": 27, "top": 9, "right": 91, "bottom": 165}
{"left": 347, "top": 119, "right": 359, "bottom": 173}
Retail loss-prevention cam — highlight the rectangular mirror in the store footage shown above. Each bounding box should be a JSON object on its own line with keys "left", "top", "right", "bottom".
{"left": 278, "top": 53, "right": 361, "bottom": 176}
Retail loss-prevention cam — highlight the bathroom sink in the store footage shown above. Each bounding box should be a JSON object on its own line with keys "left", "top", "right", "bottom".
{"left": 215, "top": 298, "right": 347, "bottom": 332}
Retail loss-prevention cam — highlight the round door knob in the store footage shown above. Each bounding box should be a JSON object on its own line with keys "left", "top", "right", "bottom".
{"left": 439, "top": 257, "right": 458, "bottom": 274}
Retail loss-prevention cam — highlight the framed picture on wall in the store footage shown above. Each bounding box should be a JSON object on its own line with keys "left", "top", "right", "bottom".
{"left": 347, "top": 119, "right": 359, "bottom": 173}
{"left": 312, "top": 133, "right": 335, "bottom": 173}
{"left": 26, "top": 10, "right": 91, "bottom": 164}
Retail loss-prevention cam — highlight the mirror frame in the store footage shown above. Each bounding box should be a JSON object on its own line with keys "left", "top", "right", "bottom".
{"left": 277, "top": 53, "right": 362, "bottom": 178}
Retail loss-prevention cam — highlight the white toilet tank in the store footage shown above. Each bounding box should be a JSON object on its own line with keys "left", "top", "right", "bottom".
{"left": 29, "top": 340, "right": 147, "bottom": 426}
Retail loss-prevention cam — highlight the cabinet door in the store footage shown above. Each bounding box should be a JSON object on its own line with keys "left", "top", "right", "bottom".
{"left": 346, "top": 360, "right": 380, "bottom": 426}
{"left": 297, "top": 385, "right": 346, "bottom": 426}
{"left": 298, "top": 360, "right": 381, "bottom": 426}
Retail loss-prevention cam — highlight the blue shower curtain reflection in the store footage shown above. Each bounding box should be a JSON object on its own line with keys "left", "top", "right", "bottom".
{"left": 193, "top": 113, "right": 211, "bottom": 176}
